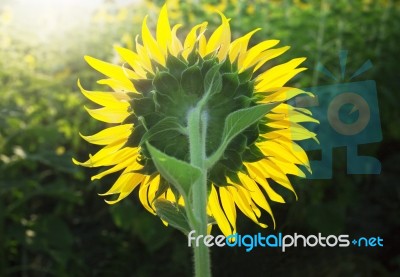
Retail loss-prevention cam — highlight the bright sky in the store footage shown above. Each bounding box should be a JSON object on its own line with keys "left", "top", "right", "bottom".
{"left": 4, "top": 0, "right": 140, "bottom": 40}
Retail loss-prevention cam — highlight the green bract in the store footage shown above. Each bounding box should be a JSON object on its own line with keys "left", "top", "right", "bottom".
{"left": 128, "top": 52, "right": 270, "bottom": 188}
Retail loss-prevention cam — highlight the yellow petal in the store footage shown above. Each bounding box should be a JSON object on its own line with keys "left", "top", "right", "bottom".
{"left": 72, "top": 138, "right": 126, "bottom": 167}
{"left": 253, "top": 46, "right": 290, "bottom": 72}
{"left": 156, "top": 4, "right": 172, "bottom": 55}
{"left": 252, "top": 160, "right": 297, "bottom": 199}
{"left": 84, "top": 105, "right": 130, "bottom": 124}
{"left": 255, "top": 58, "right": 306, "bottom": 90}
{"left": 80, "top": 124, "right": 133, "bottom": 145}
{"left": 142, "top": 16, "right": 165, "bottom": 66}
{"left": 267, "top": 157, "right": 305, "bottom": 178}
{"left": 238, "top": 173, "right": 275, "bottom": 228}
{"left": 97, "top": 78, "right": 136, "bottom": 94}
{"left": 139, "top": 175, "right": 156, "bottom": 214}
{"left": 264, "top": 122, "right": 318, "bottom": 142}
{"left": 258, "top": 87, "right": 313, "bottom": 102}
{"left": 219, "top": 187, "right": 237, "bottom": 233}
{"left": 275, "top": 137, "right": 312, "bottom": 173}
{"left": 227, "top": 185, "right": 267, "bottom": 228}
{"left": 182, "top": 22, "right": 208, "bottom": 59}
{"left": 73, "top": 143, "right": 133, "bottom": 168}
{"left": 228, "top": 28, "right": 260, "bottom": 64}
{"left": 147, "top": 175, "right": 161, "bottom": 209}
{"left": 168, "top": 24, "right": 183, "bottom": 56}
{"left": 114, "top": 46, "right": 148, "bottom": 78}
{"left": 104, "top": 172, "right": 145, "bottom": 204}
{"left": 135, "top": 36, "right": 154, "bottom": 74}
{"left": 91, "top": 154, "right": 140, "bottom": 180}
{"left": 198, "top": 31, "right": 207, "bottom": 57}
{"left": 258, "top": 140, "right": 308, "bottom": 169}
{"left": 208, "top": 185, "right": 233, "bottom": 237}
{"left": 78, "top": 80, "right": 130, "bottom": 107}
{"left": 206, "top": 11, "right": 231, "bottom": 61}
{"left": 240, "top": 169, "right": 285, "bottom": 203}
{"left": 240, "top": 39, "right": 280, "bottom": 71}
{"left": 84, "top": 55, "right": 136, "bottom": 84}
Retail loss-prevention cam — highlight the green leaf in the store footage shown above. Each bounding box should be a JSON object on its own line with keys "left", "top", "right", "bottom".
{"left": 153, "top": 71, "right": 179, "bottom": 95}
{"left": 146, "top": 142, "right": 201, "bottom": 198}
{"left": 154, "top": 199, "right": 191, "bottom": 234}
{"left": 204, "top": 63, "right": 222, "bottom": 97}
{"left": 140, "top": 117, "right": 186, "bottom": 146}
{"left": 222, "top": 103, "right": 278, "bottom": 146}
{"left": 207, "top": 103, "right": 279, "bottom": 168}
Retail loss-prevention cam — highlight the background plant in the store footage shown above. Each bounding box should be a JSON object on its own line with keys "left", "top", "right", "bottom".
{"left": 0, "top": 0, "right": 399, "bottom": 276}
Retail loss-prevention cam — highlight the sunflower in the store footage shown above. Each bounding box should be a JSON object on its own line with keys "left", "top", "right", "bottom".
{"left": 73, "top": 5, "right": 317, "bottom": 237}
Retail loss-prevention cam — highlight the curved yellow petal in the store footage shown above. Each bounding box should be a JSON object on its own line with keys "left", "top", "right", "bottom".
{"left": 91, "top": 154, "right": 140, "bottom": 180}
{"left": 257, "top": 87, "right": 313, "bottom": 102}
{"left": 219, "top": 187, "right": 237, "bottom": 233}
{"left": 255, "top": 58, "right": 306, "bottom": 90}
{"left": 206, "top": 11, "right": 230, "bottom": 61}
{"left": 147, "top": 174, "right": 161, "bottom": 209}
{"left": 168, "top": 24, "right": 183, "bottom": 56}
{"left": 209, "top": 185, "right": 233, "bottom": 237}
{"left": 182, "top": 22, "right": 208, "bottom": 59}
{"left": 228, "top": 28, "right": 260, "bottom": 64}
{"left": 80, "top": 124, "right": 133, "bottom": 145}
{"left": 73, "top": 142, "right": 132, "bottom": 168}
{"left": 114, "top": 46, "right": 148, "bottom": 78}
{"left": 135, "top": 36, "right": 154, "bottom": 74}
{"left": 142, "top": 16, "right": 165, "bottom": 66}
{"left": 240, "top": 39, "right": 280, "bottom": 71}
{"left": 238, "top": 173, "right": 276, "bottom": 228}
{"left": 227, "top": 185, "right": 267, "bottom": 228}
{"left": 139, "top": 175, "right": 156, "bottom": 214}
{"left": 84, "top": 105, "right": 130, "bottom": 124}
{"left": 84, "top": 55, "right": 136, "bottom": 83}
{"left": 156, "top": 4, "right": 172, "bottom": 55}
{"left": 97, "top": 78, "right": 136, "bottom": 94}
{"left": 104, "top": 172, "right": 145, "bottom": 204}
{"left": 78, "top": 80, "right": 130, "bottom": 107}
{"left": 252, "top": 160, "right": 298, "bottom": 199}
{"left": 240, "top": 169, "right": 285, "bottom": 203}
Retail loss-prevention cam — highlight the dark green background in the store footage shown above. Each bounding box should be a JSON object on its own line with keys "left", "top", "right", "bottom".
{"left": 1, "top": 0, "right": 399, "bottom": 276}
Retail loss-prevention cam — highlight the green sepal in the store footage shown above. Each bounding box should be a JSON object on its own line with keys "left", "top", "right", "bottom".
{"left": 131, "top": 97, "right": 155, "bottom": 116}
{"left": 153, "top": 199, "right": 191, "bottom": 234}
{"left": 153, "top": 177, "right": 170, "bottom": 200}
{"left": 153, "top": 71, "right": 180, "bottom": 95}
{"left": 146, "top": 142, "right": 201, "bottom": 199}
{"left": 209, "top": 163, "right": 228, "bottom": 186}
{"left": 132, "top": 79, "right": 153, "bottom": 95}
{"left": 243, "top": 144, "right": 265, "bottom": 162}
{"left": 124, "top": 124, "right": 146, "bottom": 147}
{"left": 166, "top": 54, "right": 188, "bottom": 80}
{"left": 238, "top": 66, "right": 255, "bottom": 83}
{"left": 181, "top": 65, "right": 203, "bottom": 97}
{"left": 204, "top": 63, "right": 222, "bottom": 97}
{"left": 221, "top": 149, "right": 243, "bottom": 172}
{"left": 221, "top": 72, "right": 240, "bottom": 96}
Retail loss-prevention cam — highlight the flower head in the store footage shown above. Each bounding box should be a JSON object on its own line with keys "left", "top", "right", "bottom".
{"left": 74, "top": 5, "right": 317, "bottom": 236}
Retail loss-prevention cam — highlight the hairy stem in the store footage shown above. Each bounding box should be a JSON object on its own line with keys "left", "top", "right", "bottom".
{"left": 188, "top": 107, "right": 211, "bottom": 277}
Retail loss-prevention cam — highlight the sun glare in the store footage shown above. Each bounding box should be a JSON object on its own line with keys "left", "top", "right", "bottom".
{"left": 4, "top": 0, "right": 139, "bottom": 40}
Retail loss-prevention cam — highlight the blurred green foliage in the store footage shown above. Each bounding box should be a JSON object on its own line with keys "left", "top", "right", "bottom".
{"left": 1, "top": 0, "right": 399, "bottom": 276}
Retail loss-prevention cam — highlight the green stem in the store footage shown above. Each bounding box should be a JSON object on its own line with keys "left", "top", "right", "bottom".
{"left": 0, "top": 200, "right": 5, "bottom": 275}
{"left": 187, "top": 108, "right": 211, "bottom": 277}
